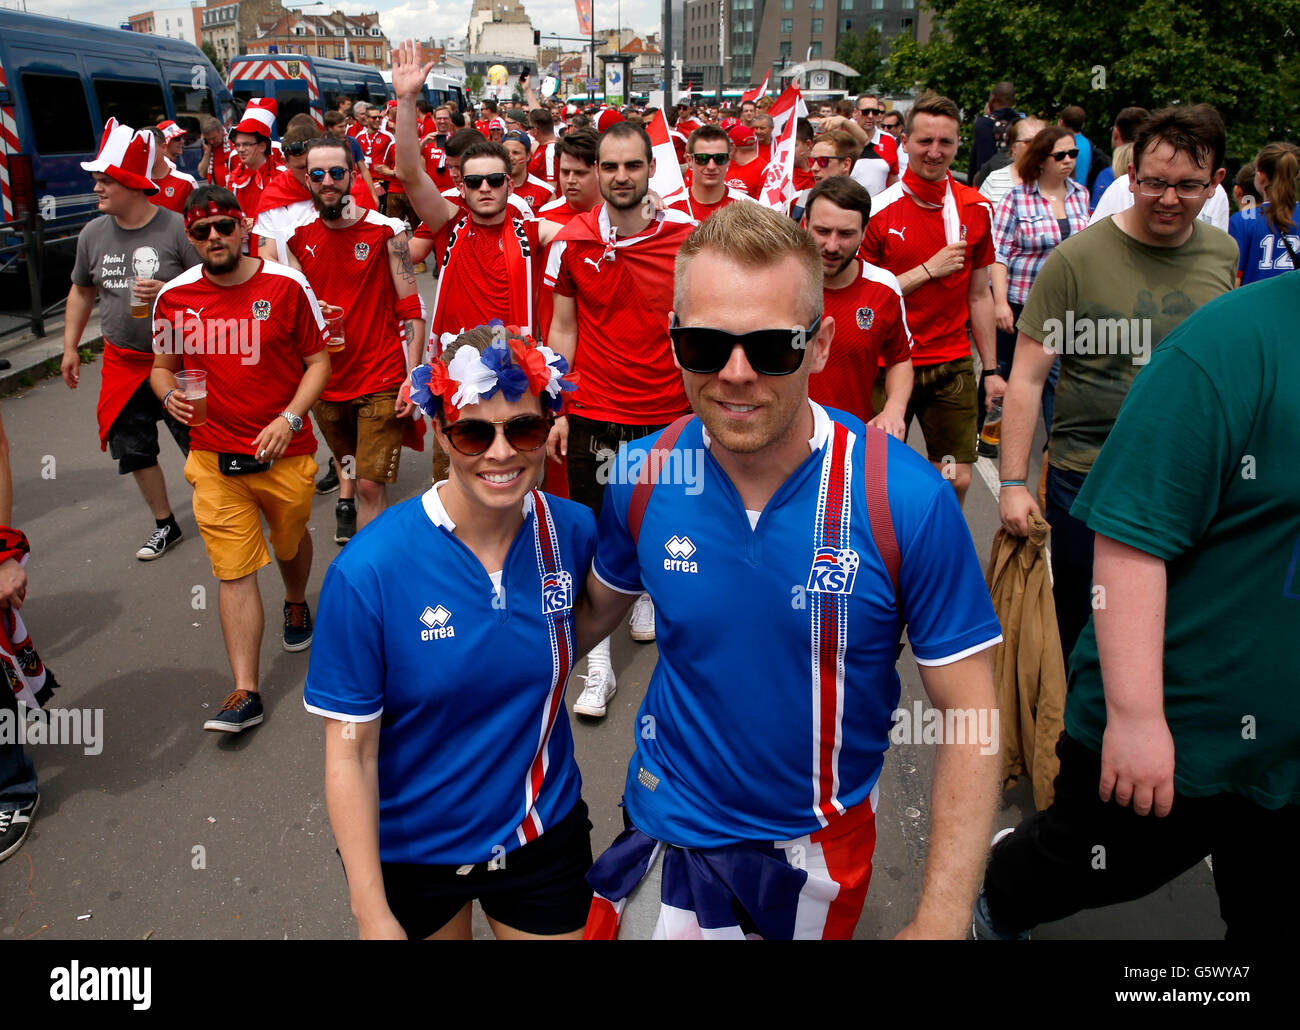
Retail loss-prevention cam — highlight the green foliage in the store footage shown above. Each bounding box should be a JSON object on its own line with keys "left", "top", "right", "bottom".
{"left": 466, "top": 73, "right": 484, "bottom": 100}
{"left": 200, "top": 41, "right": 225, "bottom": 78}
{"left": 891, "top": 0, "right": 1300, "bottom": 164}
{"left": 835, "top": 27, "right": 885, "bottom": 94}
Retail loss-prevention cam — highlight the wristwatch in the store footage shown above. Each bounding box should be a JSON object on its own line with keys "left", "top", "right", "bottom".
{"left": 980, "top": 369, "right": 1002, "bottom": 380}
{"left": 280, "top": 410, "right": 304, "bottom": 433}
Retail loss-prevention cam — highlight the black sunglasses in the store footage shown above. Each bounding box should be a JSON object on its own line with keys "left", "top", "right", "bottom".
{"left": 810, "top": 155, "right": 840, "bottom": 168}
{"left": 858, "top": 107, "right": 881, "bottom": 115}
{"left": 1050, "top": 148, "right": 1080, "bottom": 161}
{"left": 440, "top": 414, "right": 552, "bottom": 456}
{"left": 308, "top": 166, "right": 349, "bottom": 183}
{"left": 188, "top": 217, "right": 239, "bottom": 241}
{"left": 462, "top": 172, "right": 508, "bottom": 189}
{"left": 691, "top": 152, "right": 730, "bottom": 166}
{"left": 669, "top": 315, "right": 821, "bottom": 376}
{"left": 283, "top": 140, "right": 309, "bottom": 157}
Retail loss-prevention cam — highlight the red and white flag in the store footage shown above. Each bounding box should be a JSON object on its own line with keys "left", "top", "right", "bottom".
{"left": 758, "top": 83, "right": 808, "bottom": 214}
{"left": 646, "top": 109, "right": 688, "bottom": 207}
{"left": 741, "top": 70, "right": 770, "bottom": 105}
{"left": 574, "top": 0, "right": 592, "bottom": 34}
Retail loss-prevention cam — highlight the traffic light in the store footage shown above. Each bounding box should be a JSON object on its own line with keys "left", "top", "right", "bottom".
{"left": 533, "top": 30, "right": 541, "bottom": 45}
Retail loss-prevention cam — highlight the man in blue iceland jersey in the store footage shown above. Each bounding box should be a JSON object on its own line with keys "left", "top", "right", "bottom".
{"left": 574, "top": 203, "right": 1004, "bottom": 940}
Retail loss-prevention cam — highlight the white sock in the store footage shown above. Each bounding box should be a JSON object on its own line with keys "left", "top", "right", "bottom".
{"left": 588, "top": 636, "right": 612, "bottom": 673}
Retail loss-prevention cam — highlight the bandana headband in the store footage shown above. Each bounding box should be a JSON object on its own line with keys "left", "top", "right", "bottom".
{"left": 185, "top": 199, "right": 244, "bottom": 230}
{"left": 410, "top": 323, "right": 577, "bottom": 422}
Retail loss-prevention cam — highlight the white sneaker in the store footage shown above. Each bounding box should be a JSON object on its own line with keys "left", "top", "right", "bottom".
{"left": 629, "top": 593, "right": 655, "bottom": 642}
{"left": 574, "top": 665, "right": 617, "bottom": 717}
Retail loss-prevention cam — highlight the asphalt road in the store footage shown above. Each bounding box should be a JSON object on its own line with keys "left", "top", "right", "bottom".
{"left": 0, "top": 278, "right": 1221, "bottom": 940}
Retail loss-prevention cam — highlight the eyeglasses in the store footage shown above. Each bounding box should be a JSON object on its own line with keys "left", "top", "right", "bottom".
{"left": 1050, "top": 148, "right": 1080, "bottom": 161}
{"left": 690, "top": 152, "right": 730, "bottom": 166}
{"left": 669, "top": 314, "right": 821, "bottom": 376}
{"left": 810, "top": 155, "right": 841, "bottom": 168}
{"left": 462, "top": 172, "right": 508, "bottom": 189}
{"left": 1135, "top": 178, "right": 1213, "bottom": 199}
{"left": 440, "top": 414, "right": 552, "bottom": 456}
{"left": 308, "top": 166, "right": 350, "bottom": 183}
{"left": 187, "top": 218, "right": 239, "bottom": 241}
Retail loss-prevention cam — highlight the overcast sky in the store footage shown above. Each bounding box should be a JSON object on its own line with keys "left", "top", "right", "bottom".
{"left": 5, "top": 0, "right": 660, "bottom": 47}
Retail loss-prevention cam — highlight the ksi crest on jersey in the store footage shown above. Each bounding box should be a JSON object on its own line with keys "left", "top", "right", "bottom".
{"left": 855, "top": 306, "right": 875, "bottom": 330}
{"left": 251, "top": 299, "right": 271, "bottom": 321}
{"left": 541, "top": 570, "right": 574, "bottom": 614}
{"left": 807, "top": 547, "right": 860, "bottom": 593}
{"left": 354, "top": 242, "right": 370, "bottom": 261}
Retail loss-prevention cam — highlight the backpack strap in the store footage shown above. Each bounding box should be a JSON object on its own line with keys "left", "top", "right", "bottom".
{"left": 863, "top": 427, "right": 901, "bottom": 610}
{"left": 627, "top": 414, "right": 695, "bottom": 546}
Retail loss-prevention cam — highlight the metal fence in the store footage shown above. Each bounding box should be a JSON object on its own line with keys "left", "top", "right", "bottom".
{"left": 0, "top": 207, "right": 97, "bottom": 339}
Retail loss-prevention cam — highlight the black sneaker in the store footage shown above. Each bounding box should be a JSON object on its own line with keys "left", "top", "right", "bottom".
{"left": 136, "top": 523, "right": 183, "bottom": 561}
{"left": 316, "top": 457, "right": 340, "bottom": 495}
{"left": 203, "top": 690, "right": 264, "bottom": 733}
{"left": 0, "top": 795, "right": 39, "bottom": 862}
{"left": 335, "top": 499, "right": 357, "bottom": 545}
{"left": 283, "top": 600, "right": 313, "bottom": 652}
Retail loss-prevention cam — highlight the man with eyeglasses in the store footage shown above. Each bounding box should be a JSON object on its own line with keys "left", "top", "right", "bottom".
{"left": 849, "top": 94, "right": 900, "bottom": 198}
{"left": 545, "top": 120, "right": 697, "bottom": 715}
{"left": 227, "top": 100, "right": 286, "bottom": 220}
{"left": 285, "top": 139, "right": 424, "bottom": 544}
{"left": 150, "top": 185, "right": 332, "bottom": 733}
{"left": 356, "top": 104, "right": 397, "bottom": 207}
{"left": 250, "top": 123, "right": 325, "bottom": 264}
{"left": 574, "top": 201, "right": 1002, "bottom": 939}
{"left": 668, "top": 125, "right": 752, "bottom": 223}
{"left": 997, "top": 104, "right": 1237, "bottom": 665}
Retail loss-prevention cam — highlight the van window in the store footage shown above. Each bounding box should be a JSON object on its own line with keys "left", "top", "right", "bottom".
{"left": 21, "top": 72, "right": 95, "bottom": 154}
{"left": 94, "top": 78, "right": 167, "bottom": 130}
{"left": 171, "top": 84, "right": 216, "bottom": 119}
{"left": 273, "top": 83, "right": 309, "bottom": 133}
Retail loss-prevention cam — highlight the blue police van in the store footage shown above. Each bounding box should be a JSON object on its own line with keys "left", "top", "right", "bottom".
{"left": 227, "top": 54, "right": 390, "bottom": 135}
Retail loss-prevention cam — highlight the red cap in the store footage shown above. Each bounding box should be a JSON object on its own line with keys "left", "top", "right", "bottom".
{"left": 593, "top": 109, "right": 625, "bottom": 133}
{"left": 157, "top": 119, "right": 186, "bottom": 142}
{"left": 728, "top": 123, "right": 756, "bottom": 147}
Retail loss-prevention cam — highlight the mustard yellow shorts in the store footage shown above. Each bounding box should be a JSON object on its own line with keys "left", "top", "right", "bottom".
{"left": 184, "top": 450, "right": 316, "bottom": 581}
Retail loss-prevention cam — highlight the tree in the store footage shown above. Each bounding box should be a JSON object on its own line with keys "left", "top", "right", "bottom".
{"left": 466, "top": 73, "right": 484, "bottom": 101}
{"left": 835, "top": 27, "right": 884, "bottom": 94}
{"left": 200, "top": 41, "right": 225, "bottom": 78}
{"left": 889, "top": 0, "right": 1300, "bottom": 164}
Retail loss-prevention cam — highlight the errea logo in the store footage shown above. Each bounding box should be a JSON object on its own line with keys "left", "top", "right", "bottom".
{"left": 419, "top": 604, "right": 455, "bottom": 641}
{"left": 663, "top": 535, "right": 698, "bottom": 573}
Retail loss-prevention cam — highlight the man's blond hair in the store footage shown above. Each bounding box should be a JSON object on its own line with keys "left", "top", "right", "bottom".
{"left": 674, "top": 202, "right": 822, "bottom": 324}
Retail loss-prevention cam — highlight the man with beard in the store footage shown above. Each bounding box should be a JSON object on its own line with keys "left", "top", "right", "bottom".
{"left": 544, "top": 120, "right": 696, "bottom": 714}
{"left": 151, "top": 185, "right": 331, "bottom": 733}
{"left": 804, "top": 177, "right": 913, "bottom": 436}
{"left": 285, "top": 139, "right": 424, "bottom": 543}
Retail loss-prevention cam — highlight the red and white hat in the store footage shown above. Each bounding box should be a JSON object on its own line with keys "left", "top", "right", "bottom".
{"left": 727, "top": 123, "right": 757, "bottom": 147}
{"left": 488, "top": 117, "right": 507, "bottom": 134}
{"left": 592, "top": 109, "right": 624, "bottom": 133}
{"left": 157, "top": 119, "right": 186, "bottom": 142}
{"left": 564, "top": 102, "right": 579, "bottom": 117}
{"left": 80, "top": 118, "right": 159, "bottom": 193}
{"left": 232, "top": 98, "right": 277, "bottom": 138}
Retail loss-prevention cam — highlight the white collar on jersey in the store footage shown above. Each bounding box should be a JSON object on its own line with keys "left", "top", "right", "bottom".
{"left": 699, "top": 398, "right": 832, "bottom": 456}
{"left": 421, "top": 479, "right": 535, "bottom": 531}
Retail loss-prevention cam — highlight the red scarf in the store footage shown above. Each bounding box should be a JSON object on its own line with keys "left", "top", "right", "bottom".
{"left": 900, "top": 165, "right": 952, "bottom": 207}
{"left": 255, "top": 168, "right": 310, "bottom": 213}
{"left": 428, "top": 215, "right": 535, "bottom": 354}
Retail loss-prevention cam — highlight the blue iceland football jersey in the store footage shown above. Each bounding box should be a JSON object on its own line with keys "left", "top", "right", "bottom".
{"left": 593, "top": 402, "right": 1003, "bottom": 848}
{"left": 1229, "top": 202, "right": 1300, "bottom": 285}
{"left": 304, "top": 484, "right": 596, "bottom": 865}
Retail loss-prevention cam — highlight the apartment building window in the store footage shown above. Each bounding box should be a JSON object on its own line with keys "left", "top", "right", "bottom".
{"left": 780, "top": 18, "right": 792, "bottom": 32}
{"left": 778, "top": 40, "right": 791, "bottom": 58}
{"left": 811, "top": 18, "right": 822, "bottom": 32}
{"left": 812, "top": 0, "right": 823, "bottom": 8}
{"left": 781, "top": 0, "right": 793, "bottom": 8}
{"left": 810, "top": 41, "right": 821, "bottom": 57}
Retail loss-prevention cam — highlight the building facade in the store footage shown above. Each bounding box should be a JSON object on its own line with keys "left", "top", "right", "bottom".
{"left": 128, "top": 4, "right": 204, "bottom": 44}
{"left": 245, "top": 10, "right": 390, "bottom": 68}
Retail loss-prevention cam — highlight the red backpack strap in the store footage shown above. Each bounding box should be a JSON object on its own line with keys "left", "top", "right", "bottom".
{"left": 864, "top": 427, "right": 901, "bottom": 609}
{"left": 627, "top": 415, "right": 694, "bottom": 546}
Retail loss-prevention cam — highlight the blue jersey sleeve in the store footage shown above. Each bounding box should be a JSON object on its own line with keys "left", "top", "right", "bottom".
{"left": 591, "top": 444, "right": 646, "bottom": 594}
{"left": 303, "top": 561, "right": 385, "bottom": 720}
{"left": 897, "top": 480, "right": 1003, "bottom": 664}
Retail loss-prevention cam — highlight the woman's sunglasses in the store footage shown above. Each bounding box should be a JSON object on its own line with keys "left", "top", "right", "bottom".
{"left": 691, "top": 152, "right": 731, "bottom": 166}
{"left": 669, "top": 315, "right": 821, "bottom": 376}
{"left": 441, "top": 414, "right": 552, "bottom": 456}
{"left": 308, "top": 167, "right": 350, "bottom": 183}
{"left": 188, "top": 218, "right": 239, "bottom": 241}
{"left": 1051, "top": 148, "right": 1080, "bottom": 161}
{"left": 462, "top": 173, "right": 509, "bottom": 189}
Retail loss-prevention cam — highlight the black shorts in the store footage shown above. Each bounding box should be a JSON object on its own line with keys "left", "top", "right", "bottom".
{"left": 107, "top": 379, "right": 190, "bottom": 475}
{"left": 378, "top": 799, "right": 593, "bottom": 938}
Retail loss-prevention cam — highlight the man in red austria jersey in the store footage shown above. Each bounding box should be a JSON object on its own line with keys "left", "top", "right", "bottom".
{"left": 504, "top": 130, "right": 555, "bottom": 211}
{"left": 536, "top": 129, "right": 602, "bottom": 227}
{"left": 383, "top": 103, "right": 418, "bottom": 232}
{"left": 357, "top": 106, "right": 397, "bottom": 204}
{"left": 527, "top": 107, "right": 560, "bottom": 188}
{"left": 669, "top": 125, "right": 752, "bottom": 224}
{"left": 859, "top": 92, "right": 1001, "bottom": 507}
{"left": 804, "top": 177, "right": 913, "bottom": 436}
{"left": 545, "top": 120, "right": 697, "bottom": 714}
{"left": 198, "top": 115, "right": 234, "bottom": 187}
{"left": 228, "top": 99, "right": 285, "bottom": 219}
{"left": 150, "top": 185, "right": 332, "bottom": 735}
{"left": 286, "top": 137, "right": 425, "bottom": 543}
{"left": 346, "top": 102, "right": 369, "bottom": 140}
{"left": 148, "top": 126, "right": 197, "bottom": 214}
{"left": 723, "top": 123, "right": 768, "bottom": 198}
{"left": 849, "top": 94, "right": 900, "bottom": 198}
{"left": 754, "top": 113, "right": 774, "bottom": 166}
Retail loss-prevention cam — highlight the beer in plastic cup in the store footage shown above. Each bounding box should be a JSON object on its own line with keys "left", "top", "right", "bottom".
{"left": 129, "top": 276, "right": 149, "bottom": 319}
{"left": 978, "top": 397, "right": 1002, "bottom": 458}
{"left": 320, "top": 303, "right": 345, "bottom": 353}
{"left": 175, "top": 370, "right": 208, "bottom": 428}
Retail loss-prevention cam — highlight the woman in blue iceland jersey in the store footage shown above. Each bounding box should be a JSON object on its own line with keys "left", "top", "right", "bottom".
{"left": 1229, "top": 141, "right": 1300, "bottom": 286}
{"left": 305, "top": 322, "right": 596, "bottom": 939}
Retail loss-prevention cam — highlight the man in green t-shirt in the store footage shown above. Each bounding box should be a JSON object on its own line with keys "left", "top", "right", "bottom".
{"left": 975, "top": 272, "right": 1300, "bottom": 940}
{"left": 997, "top": 105, "right": 1237, "bottom": 661}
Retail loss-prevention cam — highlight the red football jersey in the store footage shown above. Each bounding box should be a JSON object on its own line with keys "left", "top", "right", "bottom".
{"left": 429, "top": 216, "right": 544, "bottom": 343}
{"left": 536, "top": 195, "right": 582, "bottom": 225}
{"left": 528, "top": 142, "right": 559, "bottom": 186}
{"left": 544, "top": 204, "right": 695, "bottom": 424}
{"left": 357, "top": 129, "right": 396, "bottom": 184}
{"left": 668, "top": 186, "right": 750, "bottom": 224}
{"left": 724, "top": 154, "right": 768, "bottom": 199}
{"left": 229, "top": 157, "right": 286, "bottom": 219}
{"left": 286, "top": 210, "right": 409, "bottom": 403}
{"left": 150, "top": 166, "right": 196, "bottom": 213}
{"left": 514, "top": 175, "right": 555, "bottom": 212}
{"left": 421, "top": 138, "right": 454, "bottom": 192}
{"left": 808, "top": 261, "right": 913, "bottom": 425}
{"left": 794, "top": 165, "right": 816, "bottom": 190}
{"left": 860, "top": 181, "right": 994, "bottom": 366}
{"left": 153, "top": 261, "right": 326, "bottom": 457}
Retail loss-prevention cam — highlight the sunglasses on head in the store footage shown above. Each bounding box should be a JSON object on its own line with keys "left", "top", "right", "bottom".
{"left": 308, "top": 166, "right": 349, "bottom": 183}
{"left": 462, "top": 172, "right": 508, "bottom": 189}
{"left": 283, "top": 141, "right": 309, "bottom": 157}
{"left": 440, "top": 414, "right": 552, "bottom": 456}
{"left": 1051, "top": 147, "right": 1081, "bottom": 161}
{"left": 691, "top": 151, "right": 730, "bottom": 165}
{"left": 669, "top": 314, "right": 822, "bottom": 376}
{"left": 188, "top": 217, "right": 239, "bottom": 241}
